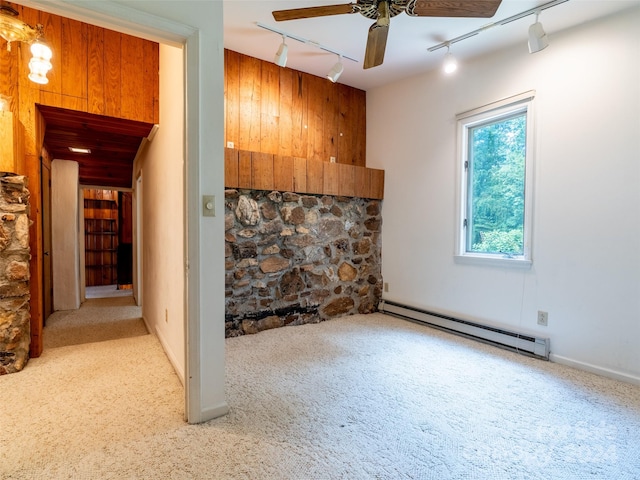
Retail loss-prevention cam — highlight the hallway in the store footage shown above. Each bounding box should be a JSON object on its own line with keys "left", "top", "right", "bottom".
{"left": 44, "top": 293, "right": 147, "bottom": 349}
{"left": 2, "top": 296, "right": 184, "bottom": 475}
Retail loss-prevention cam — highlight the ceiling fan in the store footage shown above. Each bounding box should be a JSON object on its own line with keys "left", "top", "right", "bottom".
{"left": 273, "top": 0, "right": 503, "bottom": 69}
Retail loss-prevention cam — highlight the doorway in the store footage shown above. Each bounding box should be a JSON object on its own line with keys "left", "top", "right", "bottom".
{"left": 27, "top": 0, "right": 228, "bottom": 423}
{"left": 83, "top": 188, "right": 134, "bottom": 298}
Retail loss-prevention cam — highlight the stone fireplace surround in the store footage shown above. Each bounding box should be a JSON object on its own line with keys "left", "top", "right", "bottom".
{"left": 225, "top": 189, "right": 382, "bottom": 337}
{"left": 0, "top": 173, "right": 31, "bottom": 374}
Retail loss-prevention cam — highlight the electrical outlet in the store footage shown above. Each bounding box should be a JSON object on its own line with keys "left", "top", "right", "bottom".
{"left": 537, "top": 310, "right": 548, "bottom": 326}
{"left": 384, "top": 282, "right": 389, "bottom": 292}
{"left": 226, "top": 141, "right": 234, "bottom": 148}
{"left": 330, "top": 156, "right": 336, "bottom": 163}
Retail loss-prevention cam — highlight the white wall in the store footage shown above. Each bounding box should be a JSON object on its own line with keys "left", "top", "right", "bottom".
{"left": 368, "top": 8, "right": 640, "bottom": 382}
{"left": 51, "top": 159, "right": 80, "bottom": 311}
{"left": 133, "top": 44, "right": 185, "bottom": 382}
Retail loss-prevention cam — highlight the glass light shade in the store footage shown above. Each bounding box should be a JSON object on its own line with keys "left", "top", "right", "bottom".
{"left": 443, "top": 51, "right": 458, "bottom": 74}
{"left": 28, "top": 39, "right": 52, "bottom": 84}
{"left": 31, "top": 39, "right": 53, "bottom": 61}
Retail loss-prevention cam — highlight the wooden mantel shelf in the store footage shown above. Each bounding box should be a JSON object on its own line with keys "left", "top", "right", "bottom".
{"left": 224, "top": 148, "right": 384, "bottom": 200}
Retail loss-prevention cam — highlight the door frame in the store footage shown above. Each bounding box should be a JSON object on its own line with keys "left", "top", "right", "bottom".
{"left": 41, "top": 160, "right": 52, "bottom": 322}
{"left": 23, "top": 0, "right": 228, "bottom": 424}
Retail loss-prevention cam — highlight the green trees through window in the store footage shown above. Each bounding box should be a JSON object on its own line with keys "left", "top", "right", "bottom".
{"left": 467, "top": 113, "right": 526, "bottom": 255}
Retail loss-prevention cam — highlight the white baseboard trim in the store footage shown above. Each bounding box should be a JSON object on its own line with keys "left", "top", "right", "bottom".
{"left": 550, "top": 354, "right": 640, "bottom": 386}
{"left": 143, "top": 315, "right": 185, "bottom": 386}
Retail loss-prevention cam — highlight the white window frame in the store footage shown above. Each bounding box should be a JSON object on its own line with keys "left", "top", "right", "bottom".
{"left": 455, "top": 91, "right": 536, "bottom": 268}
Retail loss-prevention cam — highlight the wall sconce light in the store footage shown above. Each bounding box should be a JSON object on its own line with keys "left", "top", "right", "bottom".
{"left": 528, "top": 12, "right": 549, "bottom": 53}
{"left": 28, "top": 39, "right": 53, "bottom": 84}
{"left": 274, "top": 35, "right": 288, "bottom": 67}
{"left": 0, "top": 4, "right": 53, "bottom": 84}
{"left": 442, "top": 45, "right": 458, "bottom": 74}
{"left": 327, "top": 55, "right": 344, "bottom": 83}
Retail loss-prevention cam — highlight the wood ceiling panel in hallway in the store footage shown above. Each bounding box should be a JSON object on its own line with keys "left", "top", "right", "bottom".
{"left": 39, "top": 105, "right": 155, "bottom": 189}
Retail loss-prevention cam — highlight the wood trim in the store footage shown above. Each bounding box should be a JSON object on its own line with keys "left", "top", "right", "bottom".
{"left": 225, "top": 148, "right": 384, "bottom": 200}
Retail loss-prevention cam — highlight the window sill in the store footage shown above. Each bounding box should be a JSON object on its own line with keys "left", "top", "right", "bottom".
{"left": 454, "top": 254, "right": 532, "bottom": 269}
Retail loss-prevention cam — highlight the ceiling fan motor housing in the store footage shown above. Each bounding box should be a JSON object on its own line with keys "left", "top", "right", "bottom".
{"left": 357, "top": 0, "right": 406, "bottom": 20}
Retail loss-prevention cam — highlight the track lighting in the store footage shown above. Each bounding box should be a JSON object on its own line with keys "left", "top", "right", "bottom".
{"left": 442, "top": 45, "right": 457, "bottom": 74}
{"left": 428, "top": 0, "right": 566, "bottom": 59}
{"left": 257, "top": 22, "right": 358, "bottom": 77}
{"left": 274, "top": 35, "right": 288, "bottom": 67}
{"left": 528, "top": 12, "right": 549, "bottom": 54}
{"left": 327, "top": 55, "right": 344, "bottom": 83}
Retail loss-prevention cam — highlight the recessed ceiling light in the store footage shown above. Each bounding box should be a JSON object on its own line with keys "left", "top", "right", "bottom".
{"left": 69, "top": 147, "right": 91, "bottom": 154}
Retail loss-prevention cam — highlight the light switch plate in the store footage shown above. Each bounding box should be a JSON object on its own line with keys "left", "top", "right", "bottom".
{"left": 203, "top": 195, "right": 215, "bottom": 217}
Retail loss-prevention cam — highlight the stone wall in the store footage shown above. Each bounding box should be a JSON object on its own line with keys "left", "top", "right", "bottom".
{"left": 225, "top": 189, "right": 382, "bottom": 337}
{"left": 0, "top": 173, "right": 30, "bottom": 374}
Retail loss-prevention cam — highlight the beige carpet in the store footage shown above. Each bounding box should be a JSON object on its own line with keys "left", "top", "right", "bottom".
{"left": 3, "top": 308, "right": 640, "bottom": 479}
{"left": 44, "top": 296, "right": 148, "bottom": 349}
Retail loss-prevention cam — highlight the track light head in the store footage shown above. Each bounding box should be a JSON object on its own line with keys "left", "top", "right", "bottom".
{"left": 274, "top": 35, "right": 288, "bottom": 67}
{"left": 327, "top": 56, "right": 344, "bottom": 83}
{"left": 442, "top": 46, "right": 457, "bottom": 74}
{"left": 528, "top": 13, "right": 549, "bottom": 53}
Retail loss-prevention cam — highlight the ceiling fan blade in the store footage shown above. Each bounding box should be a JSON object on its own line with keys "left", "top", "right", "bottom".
{"left": 273, "top": 4, "right": 356, "bottom": 21}
{"left": 363, "top": 23, "right": 389, "bottom": 69}
{"left": 406, "top": 0, "right": 502, "bottom": 18}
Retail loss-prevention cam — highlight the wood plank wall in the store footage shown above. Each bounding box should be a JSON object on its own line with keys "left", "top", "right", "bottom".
{"left": 0, "top": 5, "right": 159, "bottom": 125}
{"left": 0, "top": 4, "right": 160, "bottom": 357}
{"left": 225, "top": 49, "right": 366, "bottom": 167}
{"left": 225, "top": 148, "right": 384, "bottom": 200}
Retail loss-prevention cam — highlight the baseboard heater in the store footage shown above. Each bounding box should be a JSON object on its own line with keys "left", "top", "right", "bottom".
{"left": 379, "top": 300, "right": 550, "bottom": 360}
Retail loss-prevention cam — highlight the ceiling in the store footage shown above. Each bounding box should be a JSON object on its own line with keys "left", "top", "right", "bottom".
{"left": 35, "top": 1, "right": 637, "bottom": 190}
{"left": 224, "top": 0, "right": 639, "bottom": 90}
{"left": 39, "top": 105, "right": 154, "bottom": 190}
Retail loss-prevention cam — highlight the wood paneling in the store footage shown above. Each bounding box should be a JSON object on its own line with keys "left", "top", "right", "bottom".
{"left": 323, "top": 162, "right": 340, "bottom": 196}
{"left": 239, "top": 54, "right": 262, "bottom": 153}
{"left": 224, "top": 49, "right": 240, "bottom": 148}
{"left": 369, "top": 168, "right": 385, "bottom": 200}
{"left": 87, "top": 25, "right": 105, "bottom": 115}
{"left": 40, "top": 11, "right": 62, "bottom": 95}
{"left": 61, "top": 17, "right": 88, "bottom": 100}
{"left": 306, "top": 159, "right": 324, "bottom": 195}
{"left": 354, "top": 166, "right": 369, "bottom": 198}
{"left": 0, "top": 111, "right": 24, "bottom": 173}
{"left": 103, "top": 29, "right": 122, "bottom": 119}
{"left": 225, "top": 50, "right": 366, "bottom": 167}
{"left": 225, "top": 148, "right": 384, "bottom": 200}
{"left": 121, "top": 35, "right": 145, "bottom": 121}
{"left": 251, "top": 152, "right": 274, "bottom": 191}
{"left": 225, "top": 148, "right": 239, "bottom": 188}
{"left": 293, "top": 157, "right": 307, "bottom": 193}
{"left": 274, "top": 155, "right": 293, "bottom": 192}
{"left": 338, "top": 163, "right": 355, "bottom": 197}
{"left": 238, "top": 150, "right": 252, "bottom": 189}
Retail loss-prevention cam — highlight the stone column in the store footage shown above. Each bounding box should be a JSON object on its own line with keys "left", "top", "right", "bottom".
{"left": 0, "top": 173, "right": 31, "bottom": 374}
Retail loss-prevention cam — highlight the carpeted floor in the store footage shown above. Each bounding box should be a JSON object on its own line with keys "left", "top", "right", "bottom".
{"left": 44, "top": 296, "right": 148, "bottom": 349}
{"left": 3, "top": 304, "right": 640, "bottom": 479}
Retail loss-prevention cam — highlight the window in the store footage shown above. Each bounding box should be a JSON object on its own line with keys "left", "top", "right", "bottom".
{"left": 456, "top": 92, "right": 535, "bottom": 267}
